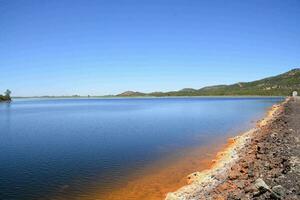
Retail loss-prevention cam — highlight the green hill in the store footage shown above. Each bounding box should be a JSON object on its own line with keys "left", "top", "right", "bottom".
{"left": 117, "top": 68, "right": 300, "bottom": 97}
{"left": 116, "top": 91, "right": 146, "bottom": 97}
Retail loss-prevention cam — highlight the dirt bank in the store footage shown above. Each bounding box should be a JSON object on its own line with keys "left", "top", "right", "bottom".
{"left": 166, "top": 97, "right": 300, "bottom": 200}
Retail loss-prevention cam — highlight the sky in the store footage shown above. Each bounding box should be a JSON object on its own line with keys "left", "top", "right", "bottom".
{"left": 0, "top": 0, "right": 299, "bottom": 96}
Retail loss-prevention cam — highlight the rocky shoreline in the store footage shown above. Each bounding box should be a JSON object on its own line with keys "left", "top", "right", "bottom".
{"left": 166, "top": 97, "right": 300, "bottom": 200}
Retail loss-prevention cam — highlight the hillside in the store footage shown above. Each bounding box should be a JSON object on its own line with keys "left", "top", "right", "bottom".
{"left": 117, "top": 68, "right": 300, "bottom": 97}
{"left": 116, "top": 91, "right": 146, "bottom": 97}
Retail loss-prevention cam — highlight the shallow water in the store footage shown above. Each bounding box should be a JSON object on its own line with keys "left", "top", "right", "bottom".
{"left": 0, "top": 97, "right": 282, "bottom": 199}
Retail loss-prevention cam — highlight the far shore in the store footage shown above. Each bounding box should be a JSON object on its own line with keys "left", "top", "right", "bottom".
{"left": 11, "top": 95, "right": 284, "bottom": 100}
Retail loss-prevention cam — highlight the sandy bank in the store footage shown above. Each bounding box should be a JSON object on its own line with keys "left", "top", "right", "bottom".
{"left": 166, "top": 97, "right": 299, "bottom": 199}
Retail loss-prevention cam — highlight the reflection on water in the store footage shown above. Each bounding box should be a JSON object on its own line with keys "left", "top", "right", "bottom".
{"left": 2, "top": 102, "right": 11, "bottom": 131}
{"left": 0, "top": 97, "right": 282, "bottom": 199}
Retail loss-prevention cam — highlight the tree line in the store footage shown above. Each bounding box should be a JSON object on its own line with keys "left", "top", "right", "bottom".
{"left": 0, "top": 89, "right": 11, "bottom": 101}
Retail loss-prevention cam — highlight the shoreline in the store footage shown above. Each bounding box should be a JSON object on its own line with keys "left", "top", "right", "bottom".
{"left": 11, "top": 96, "right": 284, "bottom": 100}
{"left": 166, "top": 97, "right": 296, "bottom": 199}
{"left": 73, "top": 138, "right": 229, "bottom": 200}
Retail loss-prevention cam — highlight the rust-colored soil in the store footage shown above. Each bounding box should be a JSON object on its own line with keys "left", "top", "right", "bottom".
{"left": 87, "top": 143, "right": 225, "bottom": 200}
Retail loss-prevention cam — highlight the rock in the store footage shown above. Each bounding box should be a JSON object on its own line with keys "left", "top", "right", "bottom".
{"left": 255, "top": 153, "right": 262, "bottom": 159}
{"left": 248, "top": 163, "right": 254, "bottom": 178}
{"left": 234, "top": 181, "right": 244, "bottom": 189}
{"left": 257, "top": 144, "right": 265, "bottom": 154}
{"left": 270, "top": 192, "right": 282, "bottom": 200}
{"left": 214, "top": 172, "right": 227, "bottom": 181}
{"left": 228, "top": 171, "right": 240, "bottom": 180}
{"left": 255, "top": 178, "right": 270, "bottom": 192}
{"left": 227, "top": 192, "right": 243, "bottom": 200}
{"left": 244, "top": 185, "right": 256, "bottom": 193}
{"left": 271, "top": 132, "right": 278, "bottom": 138}
{"left": 272, "top": 185, "right": 285, "bottom": 197}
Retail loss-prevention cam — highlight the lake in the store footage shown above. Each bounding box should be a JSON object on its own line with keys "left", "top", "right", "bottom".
{"left": 0, "top": 97, "right": 282, "bottom": 200}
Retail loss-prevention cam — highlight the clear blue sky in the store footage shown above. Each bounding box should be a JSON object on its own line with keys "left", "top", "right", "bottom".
{"left": 1, "top": 0, "right": 299, "bottom": 96}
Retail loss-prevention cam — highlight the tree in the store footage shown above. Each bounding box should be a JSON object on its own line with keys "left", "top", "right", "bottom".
{"left": 4, "top": 89, "right": 11, "bottom": 98}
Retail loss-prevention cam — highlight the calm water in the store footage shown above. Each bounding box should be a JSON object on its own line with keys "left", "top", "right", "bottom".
{"left": 0, "top": 97, "right": 282, "bottom": 200}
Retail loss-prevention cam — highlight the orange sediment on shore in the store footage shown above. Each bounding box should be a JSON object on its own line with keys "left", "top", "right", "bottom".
{"left": 166, "top": 98, "right": 288, "bottom": 200}
{"left": 80, "top": 141, "right": 227, "bottom": 200}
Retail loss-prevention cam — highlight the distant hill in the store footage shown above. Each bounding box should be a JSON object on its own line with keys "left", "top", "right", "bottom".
{"left": 117, "top": 68, "right": 300, "bottom": 97}
{"left": 116, "top": 91, "right": 146, "bottom": 97}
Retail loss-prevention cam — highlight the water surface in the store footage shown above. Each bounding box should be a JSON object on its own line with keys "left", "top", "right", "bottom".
{"left": 0, "top": 97, "right": 282, "bottom": 199}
